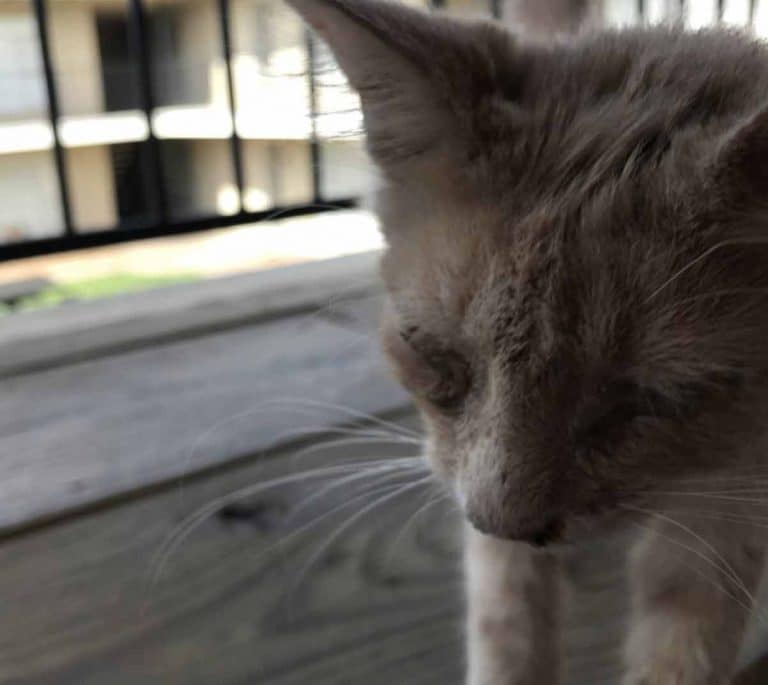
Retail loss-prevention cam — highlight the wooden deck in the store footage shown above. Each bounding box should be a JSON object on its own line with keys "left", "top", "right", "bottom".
{"left": 1, "top": 259, "right": 766, "bottom": 684}
{"left": 0, "top": 411, "right": 628, "bottom": 685}
{"left": 3, "top": 416, "right": 763, "bottom": 684}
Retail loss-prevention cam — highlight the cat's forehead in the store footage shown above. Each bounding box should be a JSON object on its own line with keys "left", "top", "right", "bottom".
{"left": 381, "top": 192, "right": 659, "bottom": 370}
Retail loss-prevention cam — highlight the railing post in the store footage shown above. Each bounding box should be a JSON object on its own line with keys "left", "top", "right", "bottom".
{"left": 32, "top": 0, "right": 74, "bottom": 236}
{"left": 306, "top": 31, "right": 323, "bottom": 204}
{"left": 127, "top": 0, "right": 168, "bottom": 223}
{"left": 218, "top": 0, "right": 246, "bottom": 214}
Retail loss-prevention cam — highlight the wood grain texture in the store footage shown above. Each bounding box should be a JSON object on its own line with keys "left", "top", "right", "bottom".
{"left": 0, "top": 295, "right": 407, "bottom": 535}
{"left": 0, "top": 416, "right": 465, "bottom": 685}
{"left": 0, "top": 415, "right": 765, "bottom": 684}
{"left": 0, "top": 252, "right": 382, "bottom": 379}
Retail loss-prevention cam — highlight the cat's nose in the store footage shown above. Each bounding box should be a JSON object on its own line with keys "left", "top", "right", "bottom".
{"left": 467, "top": 508, "right": 563, "bottom": 547}
{"left": 523, "top": 518, "right": 564, "bottom": 547}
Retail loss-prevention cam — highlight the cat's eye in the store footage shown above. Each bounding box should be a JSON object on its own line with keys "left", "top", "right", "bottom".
{"left": 421, "top": 350, "right": 471, "bottom": 411}
{"left": 385, "top": 326, "right": 471, "bottom": 412}
{"left": 576, "top": 381, "right": 678, "bottom": 446}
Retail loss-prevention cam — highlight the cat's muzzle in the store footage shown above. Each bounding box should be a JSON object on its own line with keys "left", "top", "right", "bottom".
{"left": 467, "top": 508, "right": 565, "bottom": 547}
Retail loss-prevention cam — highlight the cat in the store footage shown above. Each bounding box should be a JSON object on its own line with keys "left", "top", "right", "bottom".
{"left": 287, "top": 0, "right": 768, "bottom": 682}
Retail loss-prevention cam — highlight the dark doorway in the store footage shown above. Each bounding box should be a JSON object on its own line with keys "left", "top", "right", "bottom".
{"left": 96, "top": 12, "right": 140, "bottom": 112}
{"left": 109, "top": 143, "right": 154, "bottom": 228}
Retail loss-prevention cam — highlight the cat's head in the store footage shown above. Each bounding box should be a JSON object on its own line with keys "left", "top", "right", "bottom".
{"left": 290, "top": 0, "right": 768, "bottom": 545}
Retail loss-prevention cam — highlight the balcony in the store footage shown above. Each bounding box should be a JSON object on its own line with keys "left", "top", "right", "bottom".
{"left": 4, "top": 0, "right": 768, "bottom": 682}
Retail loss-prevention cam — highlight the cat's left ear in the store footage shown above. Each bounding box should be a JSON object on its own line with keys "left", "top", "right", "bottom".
{"left": 287, "top": 0, "right": 521, "bottom": 180}
{"left": 713, "top": 106, "right": 768, "bottom": 207}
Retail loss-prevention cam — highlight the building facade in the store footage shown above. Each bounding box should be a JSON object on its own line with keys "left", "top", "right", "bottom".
{"left": 0, "top": 0, "right": 371, "bottom": 244}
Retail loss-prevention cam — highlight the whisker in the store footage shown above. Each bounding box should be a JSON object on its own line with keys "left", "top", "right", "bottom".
{"left": 626, "top": 519, "right": 753, "bottom": 616}
{"left": 284, "top": 425, "right": 422, "bottom": 446}
{"left": 384, "top": 489, "right": 451, "bottom": 568}
{"left": 149, "top": 458, "right": 421, "bottom": 583}
{"left": 291, "top": 476, "right": 434, "bottom": 591}
{"left": 652, "top": 508, "right": 768, "bottom": 526}
{"left": 284, "top": 435, "right": 422, "bottom": 470}
{"left": 262, "top": 397, "right": 423, "bottom": 439}
{"left": 256, "top": 473, "right": 427, "bottom": 569}
{"left": 173, "top": 409, "right": 410, "bottom": 505}
{"left": 624, "top": 505, "right": 761, "bottom": 618}
{"left": 650, "top": 492, "right": 768, "bottom": 503}
{"left": 286, "top": 462, "right": 428, "bottom": 524}
{"left": 646, "top": 237, "right": 768, "bottom": 303}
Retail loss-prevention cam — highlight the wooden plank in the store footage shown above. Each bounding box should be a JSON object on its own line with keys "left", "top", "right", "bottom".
{"left": 0, "top": 409, "right": 627, "bottom": 685}
{"left": 0, "top": 295, "right": 408, "bottom": 535}
{"left": 0, "top": 416, "right": 467, "bottom": 685}
{"left": 0, "top": 252, "right": 382, "bottom": 379}
{"left": 0, "top": 417, "right": 764, "bottom": 684}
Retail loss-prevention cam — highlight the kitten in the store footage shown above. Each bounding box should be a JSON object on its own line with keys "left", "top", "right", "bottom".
{"left": 288, "top": 0, "right": 768, "bottom": 682}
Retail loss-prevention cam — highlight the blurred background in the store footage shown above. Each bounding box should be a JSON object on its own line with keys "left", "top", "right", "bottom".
{"left": 2, "top": 1, "right": 768, "bottom": 684}
{"left": 1, "top": 0, "right": 767, "bottom": 288}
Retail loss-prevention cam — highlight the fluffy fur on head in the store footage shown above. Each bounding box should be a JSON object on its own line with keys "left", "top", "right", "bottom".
{"left": 290, "top": 0, "right": 768, "bottom": 545}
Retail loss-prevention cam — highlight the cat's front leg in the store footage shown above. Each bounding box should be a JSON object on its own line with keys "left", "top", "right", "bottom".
{"left": 465, "top": 525, "right": 562, "bottom": 685}
{"left": 623, "top": 515, "right": 767, "bottom": 685}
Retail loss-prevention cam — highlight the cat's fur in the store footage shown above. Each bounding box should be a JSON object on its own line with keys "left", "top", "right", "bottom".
{"left": 287, "top": 0, "right": 768, "bottom": 681}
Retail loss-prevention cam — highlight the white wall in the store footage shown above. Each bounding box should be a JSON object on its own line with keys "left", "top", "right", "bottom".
{"left": 177, "top": 0, "right": 229, "bottom": 106}
{"left": 0, "top": 151, "right": 63, "bottom": 242}
{"left": 0, "top": 6, "right": 47, "bottom": 120}
{"left": 189, "top": 139, "right": 239, "bottom": 215}
{"left": 65, "top": 145, "right": 117, "bottom": 231}
{"left": 48, "top": 2, "right": 105, "bottom": 116}
{"left": 242, "top": 139, "right": 312, "bottom": 211}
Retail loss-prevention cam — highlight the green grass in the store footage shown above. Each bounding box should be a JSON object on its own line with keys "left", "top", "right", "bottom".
{"left": 1, "top": 272, "right": 200, "bottom": 316}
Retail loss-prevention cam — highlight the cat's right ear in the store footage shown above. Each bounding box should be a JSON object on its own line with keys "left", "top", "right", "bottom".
{"left": 713, "top": 106, "right": 768, "bottom": 208}
{"left": 287, "top": 0, "right": 517, "bottom": 179}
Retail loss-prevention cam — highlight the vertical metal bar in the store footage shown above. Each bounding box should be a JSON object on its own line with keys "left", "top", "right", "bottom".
{"left": 717, "top": 0, "right": 725, "bottom": 22}
{"left": 32, "top": 0, "right": 74, "bottom": 236}
{"left": 637, "top": 0, "right": 647, "bottom": 23}
{"left": 127, "top": 0, "right": 168, "bottom": 223}
{"left": 749, "top": 0, "right": 758, "bottom": 28}
{"left": 218, "top": 0, "right": 245, "bottom": 212}
{"left": 490, "top": 0, "right": 503, "bottom": 20}
{"left": 306, "top": 30, "right": 322, "bottom": 204}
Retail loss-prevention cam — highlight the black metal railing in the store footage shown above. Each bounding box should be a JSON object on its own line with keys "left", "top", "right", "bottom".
{"left": 1, "top": 0, "right": 359, "bottom": 262}
{"left": 1, "top": 0, "right": 762, "bottom": 262}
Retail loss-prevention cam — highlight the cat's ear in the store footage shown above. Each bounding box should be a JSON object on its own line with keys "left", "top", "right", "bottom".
{"left": 713, "top": 106, "right": 768, "bottom": 207}
{"left": 288, "top": 0, "right": 518, "bottom": 178}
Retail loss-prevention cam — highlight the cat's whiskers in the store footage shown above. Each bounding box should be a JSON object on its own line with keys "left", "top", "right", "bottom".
{"left": 283, "top": 433, "right": 422, "bottom": 469}
{"left": 290, "top": 475, "right": 435, "bottom": 591}
{"left": 262, "top": 473, "right": 427, "bottom": 573}
{"left": 384, "top": 488, "right": 453, "bottom": 568}
{"left": 667, "top": 468, "right": 768, "bottom": 482}
{"left": 284, "top": 424, "right": 421, "bottom": 446}
{"left": 285, "top": 458, "right": 430, "bottom": 525}
{"left": 649, "top": 508, "right": 768, "bottom": 527}
{"left": 149, "top": 455, "right": 426, "bottom": 584}
{"left": 648, "top": 491, "right": 768, "bottom": 503}
{"left": 622, "top": 504, "right": 764, "bottom": 622}
{"left": 261, "top": 397, "right": 423, "bottom": 439}
{"left": 646, "top": 236, "right": 768, "bottom": 304}
{"left": 173, "top": 399, "right": 421, "bottom": 507}
{"left": 625, "top": 518, "right": 753, "bottom": 617}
